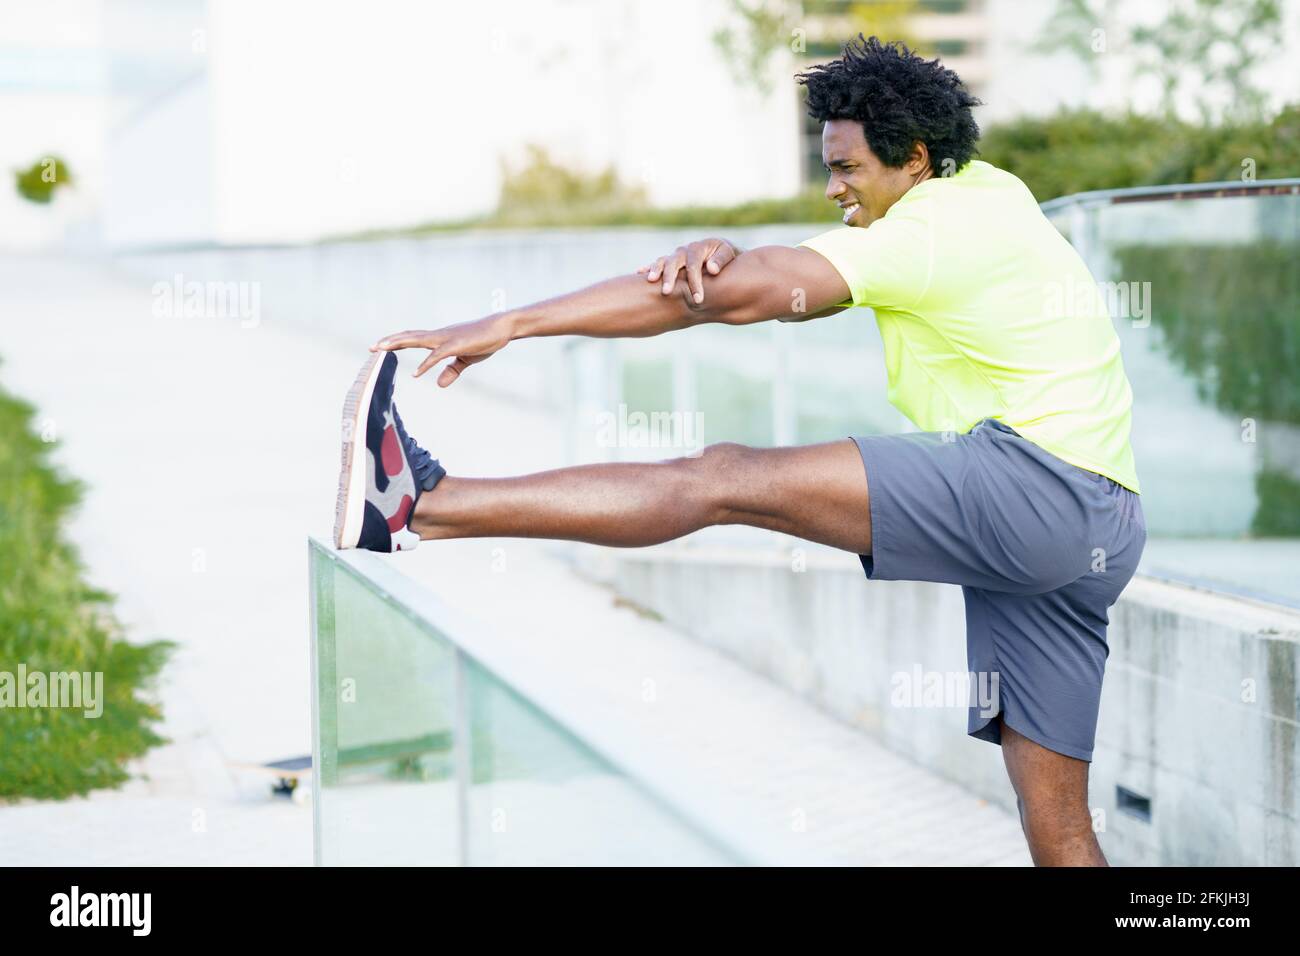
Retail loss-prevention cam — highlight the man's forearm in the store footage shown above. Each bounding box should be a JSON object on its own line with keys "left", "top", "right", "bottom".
{"left": 506, "top": 246, "right": 850, "bottom": 342}
{"left": 508, "top": 273, "right": 702, "bottom": 341}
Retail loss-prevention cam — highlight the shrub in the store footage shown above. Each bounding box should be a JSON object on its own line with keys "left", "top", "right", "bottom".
{"left": 0, "top": 371, "right": 172, "bottom": 800}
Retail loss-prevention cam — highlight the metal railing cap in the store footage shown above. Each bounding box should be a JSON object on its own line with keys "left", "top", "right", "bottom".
{"left": 1039, "top": 177, "right": 1300, "bottom": 215}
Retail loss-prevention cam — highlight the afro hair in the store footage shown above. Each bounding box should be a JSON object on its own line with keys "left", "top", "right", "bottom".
{"left": 798, "top": 34, "right": 982, "bottom": 173}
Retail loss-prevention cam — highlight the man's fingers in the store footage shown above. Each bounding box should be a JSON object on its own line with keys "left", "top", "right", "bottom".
{"left": 707, "top": 242, "right": 738, "bottom": 274}
{"left": 437, "top": 357, "right": 469, "bottom": 388}
{"left": 371, "top": 330, "right": 432, "bottom": 352}
{"left": 413, "top": 347, "right": 449, "bottom": 378}
{"left": 661, "top": 251, "right": 687, "bottom": 295}
{"left": 638, "top": 240, "right": 740, "bottom": 297}
{"left": 684, "top": 249, "right": 706, "bottom": 304}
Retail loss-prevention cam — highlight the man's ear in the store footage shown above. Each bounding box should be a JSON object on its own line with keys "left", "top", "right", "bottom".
{"left": 907, "top": 141, "right": 932, "bottom": 176}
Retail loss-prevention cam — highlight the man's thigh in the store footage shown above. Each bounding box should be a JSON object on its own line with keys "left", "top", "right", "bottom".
{"left": 713, "top": 439, "right": 872, "bottom": 554}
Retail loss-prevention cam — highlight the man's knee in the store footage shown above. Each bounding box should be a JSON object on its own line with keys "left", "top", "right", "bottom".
{"left": 672, "top": 442, "right": 757, "bottom": 519}
{"left": 696, "top": 441, "right": 752, "bottom": 465}
{"left": 677, "top": 442, "right": 755, "bottom": 482}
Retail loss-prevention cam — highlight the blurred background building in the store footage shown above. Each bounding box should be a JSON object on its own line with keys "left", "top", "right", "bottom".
{"left": 5, "top": 0, "right": 1298, "bottom": 248}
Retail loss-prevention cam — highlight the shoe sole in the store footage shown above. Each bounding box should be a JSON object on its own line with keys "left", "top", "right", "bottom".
{"left": 334, "top": 351, "right": 387, "bottom": 549}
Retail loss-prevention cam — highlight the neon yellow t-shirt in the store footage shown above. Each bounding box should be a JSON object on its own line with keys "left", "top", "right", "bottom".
{"left": 798, "top": 159, "right": 1140, "bottom": 493}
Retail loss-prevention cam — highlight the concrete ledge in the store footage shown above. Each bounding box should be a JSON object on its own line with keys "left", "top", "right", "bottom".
{"left": 573, "top": 532, "right": 1300, "bottom": 865}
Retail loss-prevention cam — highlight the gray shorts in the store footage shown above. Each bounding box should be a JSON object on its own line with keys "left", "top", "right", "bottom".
{"left": 852, "top": 417, "right": 1147, "bottom": 762}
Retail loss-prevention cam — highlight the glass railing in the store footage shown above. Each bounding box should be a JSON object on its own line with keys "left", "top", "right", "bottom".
{"left": 565, "top": 180, "right": 1300, "bottom": 607}
{"left": 1037, "top": 181, "right": 1299, "bottom": 605}
{"left": 308, "top": 537, "right": 797, "bottom": 865}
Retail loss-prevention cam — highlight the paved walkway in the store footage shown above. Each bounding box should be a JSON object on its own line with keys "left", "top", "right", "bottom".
{"left": 0, "top": 255, "right": 1029, "bottom": 865}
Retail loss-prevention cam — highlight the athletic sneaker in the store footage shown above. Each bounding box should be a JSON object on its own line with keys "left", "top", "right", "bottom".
{"left": 334, "top": 351, "right": 446, "bottom": 552}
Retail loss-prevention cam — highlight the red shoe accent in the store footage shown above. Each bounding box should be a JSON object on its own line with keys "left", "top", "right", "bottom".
{"left": 381, "top": 424, "right": 403, "bottom": 477}
{"left": 386, "top": 494, "right": 413, "bottom": 533}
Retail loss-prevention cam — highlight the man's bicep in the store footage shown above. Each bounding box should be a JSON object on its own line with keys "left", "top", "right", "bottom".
{"left": 779, "top": 246, "right": 854, "bottom": 316}
{"left": 702, "top": 245, "right": 851, "bottom": 324}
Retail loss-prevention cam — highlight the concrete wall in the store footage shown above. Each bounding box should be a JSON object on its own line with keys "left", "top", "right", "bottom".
{"left": 569, "top": 529, "right": 1300, "bottom": 866}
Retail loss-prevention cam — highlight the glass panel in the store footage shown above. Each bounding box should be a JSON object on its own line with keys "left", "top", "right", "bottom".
{"left": 622, "top": 357, "right": 672, "bottom": 412}
{"left": 1080, "top": 193, "right": 1300, "bottom": 605}
{"left": 789, "top": 308, "right": 898, "bottom": 442}
{"left": 696, "top": 360, "right": 773, "bottom": 448}
{"left": 461, "top": 657, "right": 737, "bottom": 866}
{"left": 310, "top": 541, "right": 749, "bottom": 865}
{"left": 314, "top": 554, "right": 458, "bottom": 865}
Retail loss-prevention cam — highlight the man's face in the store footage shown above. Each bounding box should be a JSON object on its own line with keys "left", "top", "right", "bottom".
{"left": 822, "top": 119, "right": 922, "bottom": 228}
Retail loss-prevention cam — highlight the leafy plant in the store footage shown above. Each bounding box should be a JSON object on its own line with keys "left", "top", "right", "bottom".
{"left": 0, "top": 370, "right": 172, "bottom": 800}
{"left": 13, "top": 156, "right": 74, "bottom": 205}
{"left": 979, "top": 104, "right": 1300, "bottom": 200}
{"left": 493, "top": 145, "right": 649, "bottom": 227}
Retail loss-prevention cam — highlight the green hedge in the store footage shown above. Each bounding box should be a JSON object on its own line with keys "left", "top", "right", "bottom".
{"left": 979, "top": 105, "right": 1300, "bottom": 201}
{"left": 0, "top": 370, "right": 172, "bottom": 800}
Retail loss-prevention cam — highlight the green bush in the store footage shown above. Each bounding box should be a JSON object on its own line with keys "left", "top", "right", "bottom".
{"left": 493, "top": 145, "right": 650, "bottom": 227}
{"left": 13, "top": 156, "right": 73, "bottom": 205}
{"left": 980, "top": 104, "right": 1300, "bottom": 201}
{"left": 0, "top": 370, "right": 172, "bottom": 800}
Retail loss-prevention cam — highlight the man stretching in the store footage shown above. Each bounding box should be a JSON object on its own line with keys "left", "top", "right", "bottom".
{"left": 333, "top": 35, "right": 1146, "bottom": 866}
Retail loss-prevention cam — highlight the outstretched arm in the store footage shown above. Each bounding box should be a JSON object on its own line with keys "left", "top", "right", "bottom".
{"left": 516, "top": 245, "right": 848, "bottom": 335}
{"left": 371, "top": 245, "right": 850, "bottom": 386}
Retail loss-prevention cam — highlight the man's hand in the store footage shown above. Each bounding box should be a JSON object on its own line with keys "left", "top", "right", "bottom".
{"left": 370, "top": 313, "right": 515, "bottom": 387}
{"left": 636, "top": 237, "right": 741, "bottom": 304}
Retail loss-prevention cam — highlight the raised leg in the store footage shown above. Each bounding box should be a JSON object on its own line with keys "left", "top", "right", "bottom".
{"left": 999, "top": 716, "right": 1107, "bottom": 866}
{"left": 409, "top": 439, "right": 873, "bottom": 554}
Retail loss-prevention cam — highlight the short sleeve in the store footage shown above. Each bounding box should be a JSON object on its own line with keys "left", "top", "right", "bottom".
{"left": 797, "top": 206, "right": 934, "bottom": 311}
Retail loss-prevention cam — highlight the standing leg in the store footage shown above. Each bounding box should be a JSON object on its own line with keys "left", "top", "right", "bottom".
{"left": 999, "top": 716, "right": 1107, "bottom": 866}
{"left": 409, "top": 439, "right": 874, "bottom": 554}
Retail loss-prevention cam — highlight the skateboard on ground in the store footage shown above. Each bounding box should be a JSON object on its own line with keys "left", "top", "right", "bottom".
{"left": 230, "top": 755, "right": 312, "bottom": 802}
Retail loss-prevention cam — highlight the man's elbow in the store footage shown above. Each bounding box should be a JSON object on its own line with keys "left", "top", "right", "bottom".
{"left": 673, "top": 283, "right": 757, "bottom": 326}
{"left": 681, "top": 279, "right": 772, "bottom": 326}
{"left": 692, "top": 298, "right": 768, "bottom": 326}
